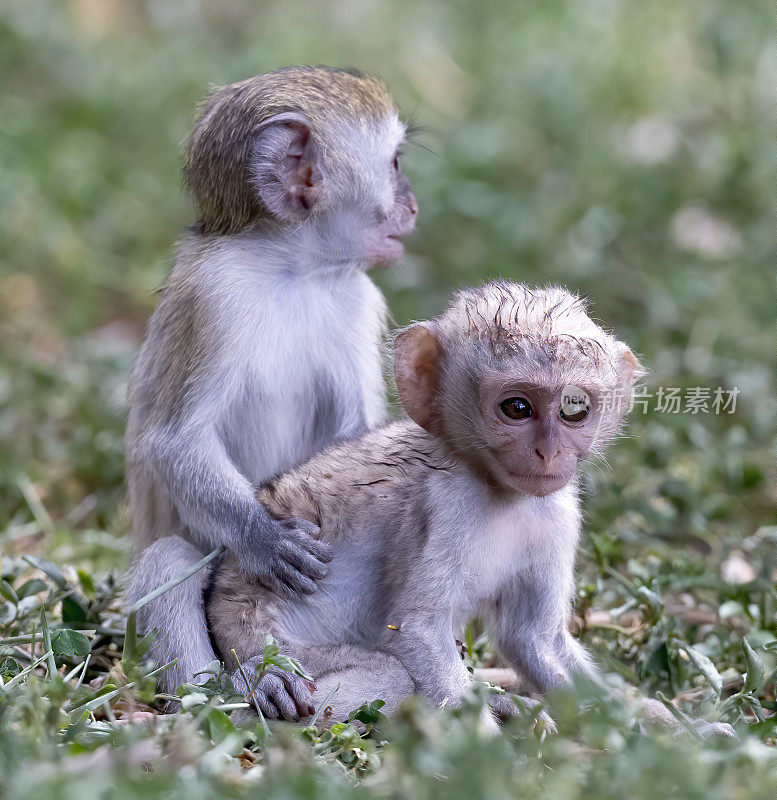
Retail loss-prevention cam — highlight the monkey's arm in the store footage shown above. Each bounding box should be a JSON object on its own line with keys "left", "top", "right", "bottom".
{"left": 132, "top": 422, "right": 330, "bottom": 594}
{"left": 391, "top": 615, "right": 472, "bottom": 706}
{"left": 488, "top": 573, "right": 597, "bottom": 692}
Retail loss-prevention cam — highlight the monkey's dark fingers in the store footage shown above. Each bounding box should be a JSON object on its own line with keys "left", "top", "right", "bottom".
{"left": 273, "top": 561, "right": 318, "bottom": 595}
{"left": 277, "top": 540, "right": 330, "bottom": 582}
{"left": 268, "top": 667, "right": 316, "bottom": 716}
{"left": 299, "top": 536, "right": 334, "bottom": 564}
{"left": 283, "top": 526, "right": 334, "bottom": 564}
{"left": 256, "top": 672, "right": 302, "bottom": 721}
{"left": 283, "top": 519, "right": 334, "bottom": 563}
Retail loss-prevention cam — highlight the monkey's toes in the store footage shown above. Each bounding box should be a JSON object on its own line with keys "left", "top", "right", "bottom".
{"left": 271, "top": 668, "right": 316, "bottom": 717}
{"left": 488, "top": 693, "right": 556, "bottom": 733}
{"left": 694, "top": 720, "right": 737, "bottom": 739}
{"left": 258, "top": 672, "right": 303, "bottom": 721}
{"left": 257, "top": 667, "right": 315, "bottom": 720}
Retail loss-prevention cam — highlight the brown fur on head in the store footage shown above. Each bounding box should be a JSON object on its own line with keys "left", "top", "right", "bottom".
{"left": 395, "top": 282, "right": 646, "bottom": 495}
{"left": 184, "top": 66, "right": 404, "bottom": 236}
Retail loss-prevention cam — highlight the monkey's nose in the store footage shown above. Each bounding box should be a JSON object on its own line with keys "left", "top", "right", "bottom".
{"left": 535, "top": 446, "right": 561, "bottom": 462}
{"left": 407, "top": 192, "right": 418, "bottom": 216}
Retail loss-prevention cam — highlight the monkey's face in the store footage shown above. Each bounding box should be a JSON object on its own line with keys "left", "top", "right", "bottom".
{"left": 365, "top": 157, "right": 418, "bottom": 265}
{"left": 472, "top": 377, "right": 604, "bottom": 496}
{"left": 394, "top": 284, "right": 644, "bottom": 497}
{"left": 435, "top": 358, "right": 626, "bottom": 497}
{"left": 314, "top": 115, "right": 418, "bottom": 268}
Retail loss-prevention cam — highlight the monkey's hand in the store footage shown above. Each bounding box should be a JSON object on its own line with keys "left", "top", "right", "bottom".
{"left": 232, "top": 664, "right": 316, "bottom": 722}
{"left": 232, "top": 509, "right": 333, "bottom": 595}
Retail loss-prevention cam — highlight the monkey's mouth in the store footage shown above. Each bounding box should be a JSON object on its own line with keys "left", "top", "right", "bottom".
{"left": 372, "top": 235, "right": 405, "bottom": 265}
{"left": 386, "top": 233, "right": 409, "bottom": 243}
{"left": 506, "top": 471, "right": 566, "bottom": 495}
{"left": 508, "top": 470, "right": 563, "bottom": 480}
{"left": 369, "top": 227, "right": 414, "bottom": 267}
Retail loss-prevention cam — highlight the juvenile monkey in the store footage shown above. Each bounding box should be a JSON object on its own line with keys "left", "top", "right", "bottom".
{"left": 126, "top": 67, "right": 418, "bottom": 698}
{"left": 205, "top": 282, "right": 644, "bottom": 723}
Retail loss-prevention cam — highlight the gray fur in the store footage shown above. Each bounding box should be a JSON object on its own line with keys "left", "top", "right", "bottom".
{"left": 126, "top": 536, "right": 217, "bottom": 695}
{"left": 184, "top": 67, "right": 396, "bottom": 234}
{"left": 125, "top": 67, "right": 417, "bottom": 697}
{"left": 205, "top": 283, "right": 642, "bottom": 726}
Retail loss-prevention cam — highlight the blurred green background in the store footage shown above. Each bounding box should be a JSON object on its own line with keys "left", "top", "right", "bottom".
{"left": 2, "top": 0, "right": 772, "bottom": 563}
{"left": 1, "top": 2, "right": 775, "bottom": 797}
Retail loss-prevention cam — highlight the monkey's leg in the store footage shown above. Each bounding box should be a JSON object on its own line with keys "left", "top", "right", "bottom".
{"left": 298, "top": 644, "right": 415, "bottom": 724}
{"left": 302, "top": 640, "right": 504, "bottom": 733}
{"left": 126, "top": 536, "right": 218, "bottom": 701}
{"left": 206, "top": 569, "right": 317, "bottom": 722}
{"left": 555, "top": 630, "right": 599, "bottom": 683}
{"left": 501, "top": 630, "right": 599, "bottom": 692}
{"left": 232, "top": 644, "right": 414, "bottom": 725}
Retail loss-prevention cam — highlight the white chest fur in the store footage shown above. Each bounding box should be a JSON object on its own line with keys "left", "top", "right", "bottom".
{"left": 206, "top": 242, "right": 387, "bottom": 480}
{"left": 431, "top": 474, "right": 580, "bottom": 623}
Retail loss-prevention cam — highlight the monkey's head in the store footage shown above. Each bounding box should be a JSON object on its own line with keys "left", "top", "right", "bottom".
{"left": 184, "top": 66, "right": 418, "bottom": 266}
{"left": 395, "top": 282, "right": 646, "bottom": 496}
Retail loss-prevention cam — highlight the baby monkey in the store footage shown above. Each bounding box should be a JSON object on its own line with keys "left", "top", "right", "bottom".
{"left": 126, "top": 66, "right": 417, "bottom": 694}
{"left": 206, "top": 282, "right": 644, "bottom": 724}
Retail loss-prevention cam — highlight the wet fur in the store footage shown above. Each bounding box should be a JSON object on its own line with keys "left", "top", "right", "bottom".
{"left": 206, "top": 283, "right": 642, "bottom": 726}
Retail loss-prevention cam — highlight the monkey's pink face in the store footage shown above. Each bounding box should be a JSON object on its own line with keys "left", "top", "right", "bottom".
{"left": 366, "top": 159, "right": 418, "bottom": 266}
{"left": 475, "top": 378, "right": 603, "bottom": 496}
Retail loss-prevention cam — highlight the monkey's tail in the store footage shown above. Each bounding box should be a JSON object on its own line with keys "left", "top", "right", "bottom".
{"left": 125, "top": 535, "right": 219, "bottom": 706}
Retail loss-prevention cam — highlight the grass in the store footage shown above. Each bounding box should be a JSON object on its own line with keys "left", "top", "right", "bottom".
{"left": 0, "top": 0, "right": 774, "bottom": 797}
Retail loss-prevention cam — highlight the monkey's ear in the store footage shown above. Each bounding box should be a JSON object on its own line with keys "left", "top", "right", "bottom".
{"left": 394, "top": 324, "right": 442, "bottom": 432}
{"left": 252, "top": 114, "right": 322, "bottom": 222}
{"left": 616, "top": 343, "right": 647, "bottom": 386}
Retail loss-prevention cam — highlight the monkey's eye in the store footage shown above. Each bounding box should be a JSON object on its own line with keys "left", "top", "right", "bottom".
{"left": 559, "top": 386, "right": 591, "bottom": 424}
{"left": 499, "top": 397, "right": 533, "bottom": 421}
{"left": 560, "top": 407, "right": 589, "bottom": 423}
{"left": 559, "top": 404, "right": 590, "bottom": 423}
{"left": 392, "top": 154, "right": 400, "bottom": 171}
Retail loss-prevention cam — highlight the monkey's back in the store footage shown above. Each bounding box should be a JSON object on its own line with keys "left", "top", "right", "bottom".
{"left": 256, "top": 421, "right": 453, "bottom": 538}
{"left": 207, "top": 420, "right": 458, "bottom": 660}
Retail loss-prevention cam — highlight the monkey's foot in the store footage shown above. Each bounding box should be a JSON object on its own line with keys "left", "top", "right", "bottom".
{"left": 488, "top": 692, "right": 557, "bottom": 734}
{"left": 232, "top": 666, "right": 315, "bottom": 722}
{"left": 639, "top": 698, "right": 736, "bottom": 739}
